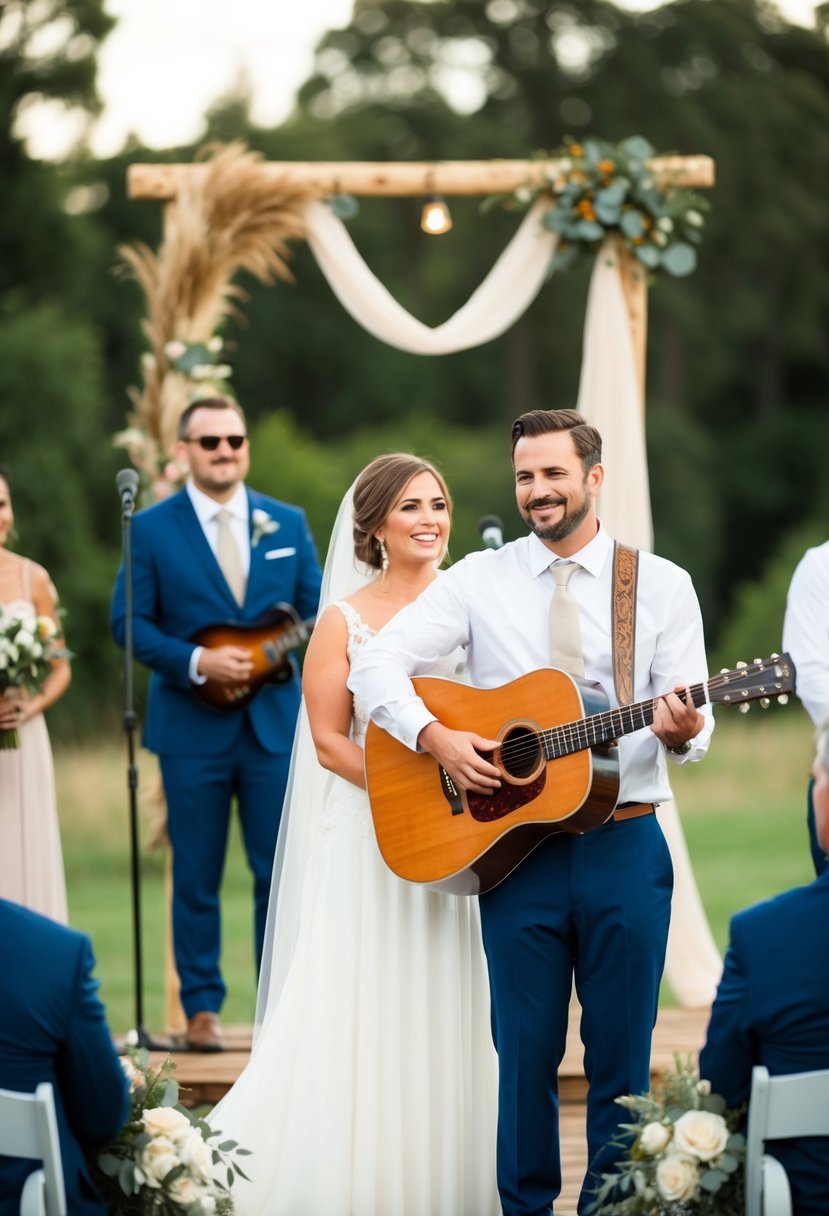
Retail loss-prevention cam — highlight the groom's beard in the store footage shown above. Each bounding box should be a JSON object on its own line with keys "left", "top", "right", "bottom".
{"left": 520, "top": 479, "right": 591, "bottom": 543}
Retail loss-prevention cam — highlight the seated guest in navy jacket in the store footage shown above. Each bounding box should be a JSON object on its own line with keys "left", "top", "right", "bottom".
{"left": 0, "top": 900, "right": 130, "bottom": 1215}
{"left": 700, "top": 719, "right": 829, "bottom": 1216}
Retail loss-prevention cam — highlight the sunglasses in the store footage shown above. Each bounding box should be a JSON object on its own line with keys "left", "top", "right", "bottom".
{"left": 183, "top": 434, "right": 247, "bottom": 451}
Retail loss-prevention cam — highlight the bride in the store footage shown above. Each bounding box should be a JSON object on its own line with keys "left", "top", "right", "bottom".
{"left": 209, "top": 453, "right": 499, "bottom": 1215}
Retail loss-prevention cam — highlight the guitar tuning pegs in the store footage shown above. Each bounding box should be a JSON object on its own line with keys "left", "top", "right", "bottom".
{"left": 770, "top": 652, "right": 779, "bottom": 660}
{"left": 739, "top": 702, "right": 751, "bottom": 713}
{"left": 720, "top": 668, "right": 730, "bottom": 675}
{"left": 736, "top": 660, "right": 748, "bottom": 669}
{"left": 777, "top": 694, "right": 789, "bottom": 706}
{"left": 760, "top": 698, "right": 770, "bottom": 709}
{"left": 753, "top": 658, "right": 762, "bottom": 665}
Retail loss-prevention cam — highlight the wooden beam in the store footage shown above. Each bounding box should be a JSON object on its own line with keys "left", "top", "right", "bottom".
{"left": 128, "top": 156, "right": 714, "bottom": 201}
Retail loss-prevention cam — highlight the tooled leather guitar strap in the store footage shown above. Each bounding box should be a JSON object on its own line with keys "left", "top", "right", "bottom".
{"left": 612, "top": 540, "right": 639, "bottom": 706}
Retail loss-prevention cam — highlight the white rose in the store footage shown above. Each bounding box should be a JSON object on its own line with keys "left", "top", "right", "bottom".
{"left": 640, "top": 1121, "right": 672, "bottom": 1155}
{"left": 142, "top": 1105, "right": 192, "bottom": 1142}
{"left": 167, "top": 1175, "right": 207, "bottom": 1206}
{"left": 139, "top": 1135, "right": 180, "bottom": 1185}
{"left": 164, "top": 340, "right": 187, "bottom": 360}
{"left": 673, "top": 1108, "right": 729, "bottom": 1161}
{"left": 178, "top": 1127, "right": 214, "bottom": 1182}
{"left": 655, "top": 1152, "right": 699, "bottom": 1202}
{"left": 13, "top": 629, "right": 34, "bottom": 650}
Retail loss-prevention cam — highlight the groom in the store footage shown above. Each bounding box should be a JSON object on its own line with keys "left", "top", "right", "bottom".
{"left": 350, "top": 408, "right": 712, "bottom": 1214}
{"left": 111, "top": 395, "right": 322, "bottom": 1050}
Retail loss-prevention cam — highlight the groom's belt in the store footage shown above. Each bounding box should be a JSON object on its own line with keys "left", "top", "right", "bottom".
{"left": 612, "top": 802, "right": 655, "bottom": 822}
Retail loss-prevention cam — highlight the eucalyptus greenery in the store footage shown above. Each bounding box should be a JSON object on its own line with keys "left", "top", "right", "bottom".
{"left": 493, "top": 135, "right": 708, "bottom": 278}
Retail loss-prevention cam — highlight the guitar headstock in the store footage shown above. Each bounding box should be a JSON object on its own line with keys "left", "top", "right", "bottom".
{"left": 708, "top": 653, "right": 796, "bottom": 712}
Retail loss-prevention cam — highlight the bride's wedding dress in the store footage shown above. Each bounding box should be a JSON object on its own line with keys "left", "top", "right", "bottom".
{"left": 210, "top": 600, "right": 499, "bottom": 1216}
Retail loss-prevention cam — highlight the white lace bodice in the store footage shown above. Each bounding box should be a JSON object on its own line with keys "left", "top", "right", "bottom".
{"left": 332, "top": 599, "right": 467, "bottom": 748}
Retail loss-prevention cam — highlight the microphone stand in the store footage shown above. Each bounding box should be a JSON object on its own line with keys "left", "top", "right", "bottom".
{"left": 118, "top": 482, "right": 179, "bottom": 1052}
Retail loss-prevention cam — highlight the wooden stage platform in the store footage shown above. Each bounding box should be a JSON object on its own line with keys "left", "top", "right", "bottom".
{"left": 152, "top": 1004, "right": 709, "bottom": 1216}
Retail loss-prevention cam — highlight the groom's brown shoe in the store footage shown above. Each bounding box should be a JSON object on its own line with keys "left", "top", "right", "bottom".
{"left": 186, "top": 1011, "right": 224, "bottom": 1052}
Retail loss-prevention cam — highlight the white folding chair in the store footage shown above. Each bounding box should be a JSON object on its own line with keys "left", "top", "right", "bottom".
{"left": 745, "top": 1064, "right": 829, "bottom": 1216}
{"left": 0, "top": 1082, "right": 66, "bottom": 1216}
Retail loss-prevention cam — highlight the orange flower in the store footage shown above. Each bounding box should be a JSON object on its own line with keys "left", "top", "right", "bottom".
{"left": 577, "top": 200, "right": 596, "bottom": 221}
{"left": 569, "top": 143, "right": 584, "bottom": 158}
{"left": 598, "top": 159, "right": 615, "bottom": 174}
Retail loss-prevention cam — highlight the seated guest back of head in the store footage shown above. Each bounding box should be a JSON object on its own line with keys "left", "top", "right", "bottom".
{"left": 699, "top": 719, "right": 829, "bottom": 1216}
{"left": 0, "top": 899, "right": 130, "bottom": 1216}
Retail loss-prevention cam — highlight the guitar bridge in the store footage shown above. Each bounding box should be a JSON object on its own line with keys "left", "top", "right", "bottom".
{"left": 439, "top": 767, "right": 464, "bottom": 816}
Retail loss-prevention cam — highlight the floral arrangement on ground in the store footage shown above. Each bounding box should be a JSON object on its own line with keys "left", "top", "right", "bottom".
{"left": 586, "top": 1055, "right": 745, "bottom": 1215}
{"left": 91, "top": 1050, "right": 251, "bottom": 1215}
{"left": 492, "top": 134, "right": 709, "bottom": 277}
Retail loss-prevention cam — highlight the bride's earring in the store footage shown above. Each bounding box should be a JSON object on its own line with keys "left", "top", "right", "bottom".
{"left": 378, "top": 537, "right": 389, "bottom": 571}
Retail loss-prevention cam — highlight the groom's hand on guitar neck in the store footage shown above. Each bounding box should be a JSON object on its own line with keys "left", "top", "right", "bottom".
{"left": 651, "top": 681, "right": 705, "bottom": 750}
{"left": 418, "top": 721, "right": 501, "bottom": 795}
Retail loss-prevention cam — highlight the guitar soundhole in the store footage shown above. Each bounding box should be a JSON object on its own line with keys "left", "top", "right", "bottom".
{"left": 498, "top": 723, "right": 544, "bottom": 784}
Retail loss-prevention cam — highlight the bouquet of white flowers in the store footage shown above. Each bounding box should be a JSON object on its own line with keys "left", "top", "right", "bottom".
{"left": 586, "top": 1056, "right": 745, "bottom": 1216}
{"left": 0, "top": 607, "right": 67, "bottom": 749}
{"left": 92, "top": 1051, "right": 250, "bottom": 1215}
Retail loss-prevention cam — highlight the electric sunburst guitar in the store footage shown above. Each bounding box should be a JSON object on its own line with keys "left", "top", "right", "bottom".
{"left": 364, "top": 653, "right": 796, "bottom": 896}
{"left": 191, "top": 603, "right": 315, "bottom": 712}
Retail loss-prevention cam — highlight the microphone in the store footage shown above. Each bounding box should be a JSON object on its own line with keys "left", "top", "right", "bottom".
{"left": 478, "top": 514, "right": 504, "bottom": 551}
{"left": 116, "top": 468, "right": 140, "bottom": 512}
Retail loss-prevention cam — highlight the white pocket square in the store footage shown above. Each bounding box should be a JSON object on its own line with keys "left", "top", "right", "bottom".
{"left": 265, "top": 547, "right": 297, "bottom": 560}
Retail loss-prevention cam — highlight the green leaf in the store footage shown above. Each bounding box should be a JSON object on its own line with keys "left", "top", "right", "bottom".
{"left": 699, "top": 1167, "right": 728, "bottom": 1191}
{"left": 329, "top": 193, "right": 359, "bottom": 221}
{"left": 542, "top": 207, "right": 571, "bottom": 233}
{"left": 575, "top": 220, "right": 604, "bottom": 241}
{"left": 551, "top": 245, "right": 580, "bottom": 272}
{"left": 620, "top": 210, "right": 645, "bottom": 238}
{"left": 717, "top": 1153, "right": 740, "bottom": 1174}
{"left": 621, "top": 135, "right": 655, "bottom": 162}
{"left": 597, "top": 182, "right": 627, "bottom": 209}
{"left": 594, "top": 201, "right": 621, "bottom": 226}
{"left": 634, "top": 244, "right": 661, "bottom": 269}
{"left": 661, "top": 241, "right": 697, "bottom": 276}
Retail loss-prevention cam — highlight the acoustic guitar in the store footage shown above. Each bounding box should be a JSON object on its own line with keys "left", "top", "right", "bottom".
{"left": 364, "top": 654, "right": 795, "bottom": 896}
{"left": 191, "top": 603, "right": 314, "bottom": 712}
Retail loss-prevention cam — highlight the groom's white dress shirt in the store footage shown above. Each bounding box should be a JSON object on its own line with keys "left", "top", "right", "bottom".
{"left": 348, "top": 523, "right": 713, "bottom": 806}
{"left": 783, "top": 539, "right": 829, "bottom": 728}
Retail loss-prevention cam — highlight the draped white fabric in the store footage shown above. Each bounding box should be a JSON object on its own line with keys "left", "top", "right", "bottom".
{"left": 576, "top": 240, "right": 722, "bottom": 1008}
{"left": 302, "top": 205, "right": 722, "bottom": 1007}
{"left": 303, "top": 198, "right": 558, "bottom": 355}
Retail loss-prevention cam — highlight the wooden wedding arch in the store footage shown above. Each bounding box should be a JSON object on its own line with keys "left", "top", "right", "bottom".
{"left": 127, "top": 151, "right": 715, "bottom": 1030}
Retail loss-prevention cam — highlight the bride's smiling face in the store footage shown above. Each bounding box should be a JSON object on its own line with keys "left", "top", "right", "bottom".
{"left": 377, "top": 471, "right": 451, "bottom": 570}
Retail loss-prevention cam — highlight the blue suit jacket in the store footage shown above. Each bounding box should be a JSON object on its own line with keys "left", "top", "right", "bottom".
{"left": 0, "top": 902, "right": 130, "bottom": 1216}
{"left": 111, "top": 487, "right": 322, "bottom": 756}
{"left": 700, "top": 871, "right": 829, "bottom": 1216}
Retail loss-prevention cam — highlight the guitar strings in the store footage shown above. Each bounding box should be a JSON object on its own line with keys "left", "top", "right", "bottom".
{"left": 482, "top": 663, "right": 786, "bottom": 770}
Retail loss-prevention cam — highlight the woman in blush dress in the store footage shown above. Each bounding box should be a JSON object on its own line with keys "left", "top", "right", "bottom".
{"left": 210, "top": 453, "right": 499, "bottom": 1216}
{"left": 0, "top": 465, "right": 70, "bottom": 921}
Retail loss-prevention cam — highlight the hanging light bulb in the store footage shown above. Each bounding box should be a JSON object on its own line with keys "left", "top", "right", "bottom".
{"left": 420, "top": 194, "right": 453, "bottom": 235}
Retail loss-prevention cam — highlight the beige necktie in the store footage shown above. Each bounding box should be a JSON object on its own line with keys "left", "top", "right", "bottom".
{"left": 548, "top": 561, "right": 584, "bottom": 677}
{"left": 215, "top": 509, "right": 246, "bottom": 605}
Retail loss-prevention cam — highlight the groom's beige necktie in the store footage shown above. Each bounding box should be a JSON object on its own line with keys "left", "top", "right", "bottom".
{"left": 548, "top": 561, "right": 584, "bottom": 677}
{"left": 215, "top": 508, "right": 246, "bottom": 605}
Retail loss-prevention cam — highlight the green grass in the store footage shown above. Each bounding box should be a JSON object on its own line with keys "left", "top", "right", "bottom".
{"left": 55, "top": 704, "right": 817, "bottom": 1032}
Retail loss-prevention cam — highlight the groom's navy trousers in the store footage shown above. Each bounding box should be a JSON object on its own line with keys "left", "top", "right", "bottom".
{"left": 479, "top": 812, "right": 673, "bottom": 1216}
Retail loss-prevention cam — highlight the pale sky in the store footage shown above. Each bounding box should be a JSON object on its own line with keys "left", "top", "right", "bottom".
{"left": 17, "top": 0, "right": 821, "bottom": 159}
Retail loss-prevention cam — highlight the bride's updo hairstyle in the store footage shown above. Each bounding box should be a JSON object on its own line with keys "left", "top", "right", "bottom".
{"left": 352, "top": 452, "right": 452, "bottom": 571}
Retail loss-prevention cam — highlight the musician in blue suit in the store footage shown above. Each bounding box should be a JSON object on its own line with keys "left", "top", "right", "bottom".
{"left": 700, "top": 719, "right": 829, "bottom": 1216}
{"left": 0, "top": 899, "right": 130, "bottom": 1215}
{"left": 111, "top": 396, "right": 322, "bottom": 1050}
